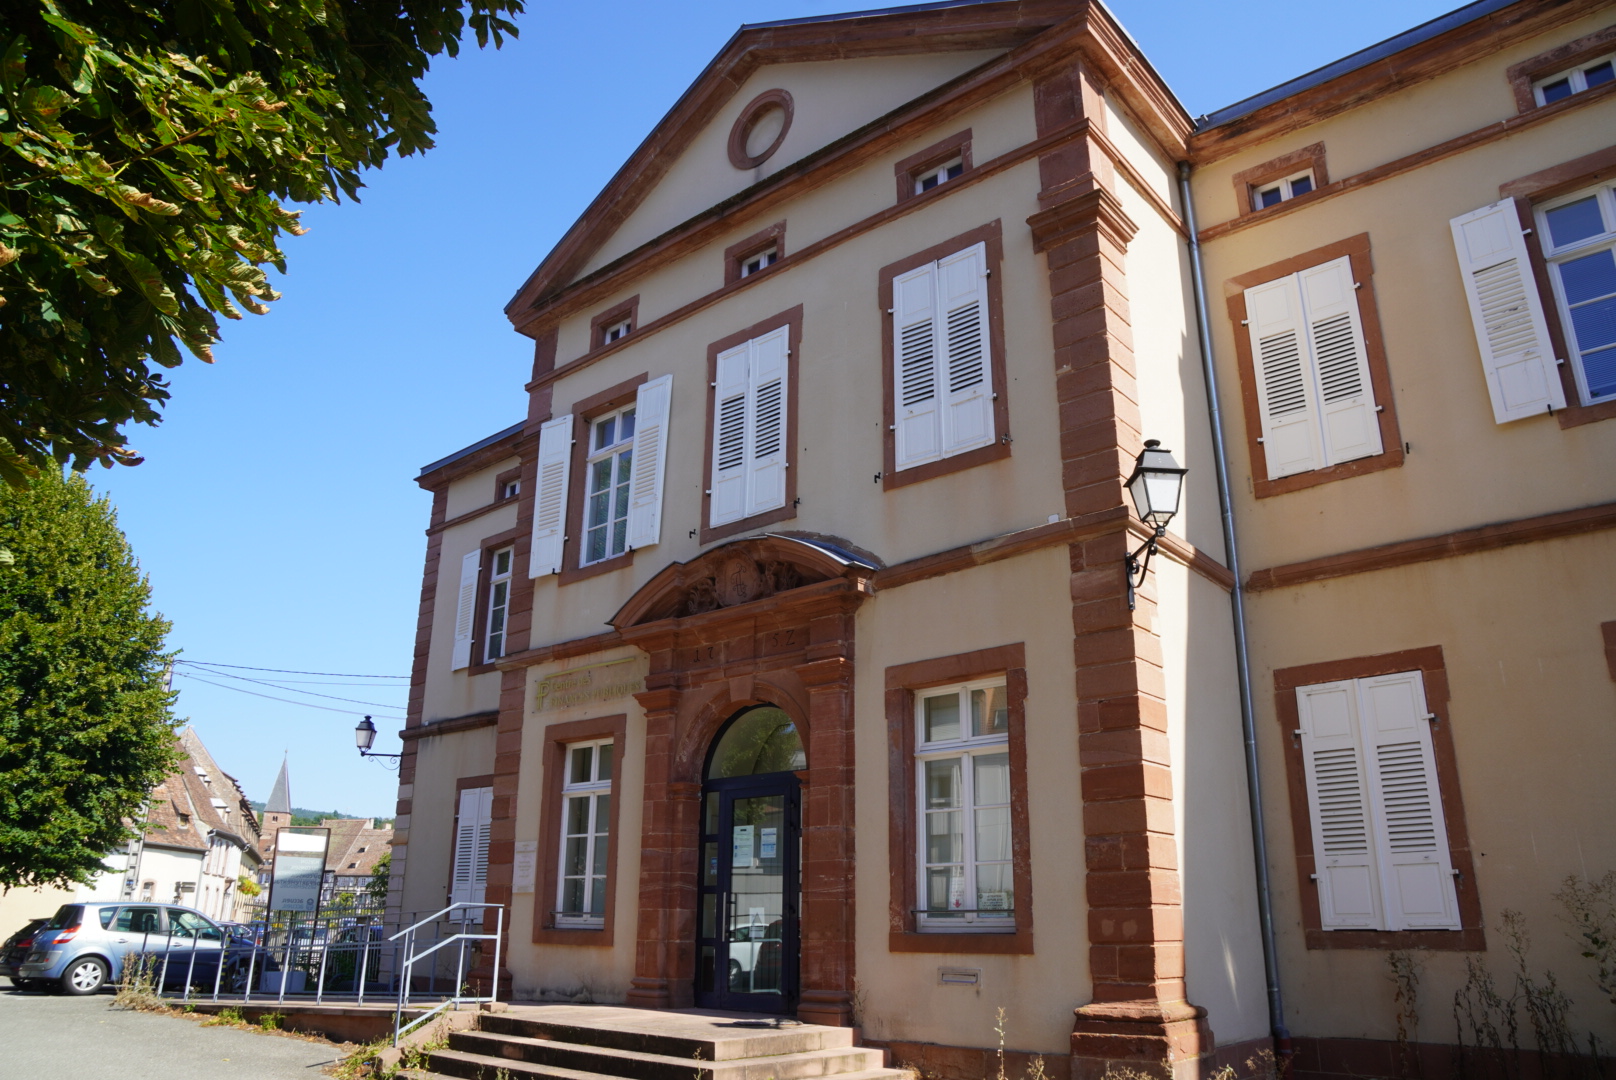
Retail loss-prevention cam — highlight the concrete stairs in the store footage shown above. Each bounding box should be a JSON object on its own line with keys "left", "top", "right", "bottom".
{"left": 401, "top": 1004, "right": 909, "bottom": 1080}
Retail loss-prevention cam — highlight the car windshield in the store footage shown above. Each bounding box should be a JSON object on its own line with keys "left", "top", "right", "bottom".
{"left": 45, "top": 905, "right": 82, "bottom": 930}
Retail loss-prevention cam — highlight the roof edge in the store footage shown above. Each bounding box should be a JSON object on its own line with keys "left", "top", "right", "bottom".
{"left": 417, "top": 421, "right": 526, "bottom": 480}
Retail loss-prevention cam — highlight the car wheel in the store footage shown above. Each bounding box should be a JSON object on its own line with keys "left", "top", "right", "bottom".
{"left": 61, "top": 957, "right": 108, "bottom": 995}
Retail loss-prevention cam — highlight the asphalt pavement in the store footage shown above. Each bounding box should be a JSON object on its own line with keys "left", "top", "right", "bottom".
{"left": 0, "top": 984, "right": 345, "bottom": 1079}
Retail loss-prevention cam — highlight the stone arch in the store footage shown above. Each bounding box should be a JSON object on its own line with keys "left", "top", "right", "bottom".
{"left": 671, "top": 671, "right": 811, "bottom": 783}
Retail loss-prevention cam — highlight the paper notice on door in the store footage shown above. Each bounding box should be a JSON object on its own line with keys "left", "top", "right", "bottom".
{"left": 512, "top": 840, "right": 539, "bottom": 894}
{"left": 949, "top": 874, "right": 966, "bottom": 910}
{"left": 732, "top": 825, "right": 755, "bottom": 867}
{"left": 759, "top": 827, "right": 778, "bottom": 859}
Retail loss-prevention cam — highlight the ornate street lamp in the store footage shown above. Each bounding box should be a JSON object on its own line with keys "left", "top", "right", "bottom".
{"left": 355, "top": 715, "right": 401, "bottom": 761}
{"left": 1124, "top": 440, "right": 1187, "bottom": 611}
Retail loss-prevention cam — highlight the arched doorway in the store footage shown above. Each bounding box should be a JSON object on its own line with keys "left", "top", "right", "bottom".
{"left": 694, "top": 705, "right": 805, "bottom": 1013}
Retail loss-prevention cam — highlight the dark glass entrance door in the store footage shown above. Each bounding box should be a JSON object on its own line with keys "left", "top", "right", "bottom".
{"left": 695, "top": 774, "right": 800, "bottom": 1013}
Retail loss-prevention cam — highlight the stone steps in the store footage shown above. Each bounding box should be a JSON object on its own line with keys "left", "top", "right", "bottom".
{"left": 400, "top": 1005, "right": 907, "bottom": 1080}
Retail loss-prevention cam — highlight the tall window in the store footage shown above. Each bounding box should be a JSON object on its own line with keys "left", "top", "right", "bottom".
{"left": 1243, "top": 254, "right": 1383, "bottom": 478}
{"left": 915, "top": 679, "right": 1012, "bottom": 931}
{"left": 584, "top": 407, "right": 635, "bottom": 565}
{"left": 709, "top": 324, "right": 789, "bottom": 529}
{"left": 891, "top": 241, "right": 995, "bottom": 471}
{"left": 1538, "top": 181, "right": 1616, "bottom": 405}
{"left": 484, "top": 546, "right": 513, "bottom": 661}
{"left": 557, "top": 740, "right": 613, "bottom": 926}
{"left": 1294, "top": 670, "right": 1460, "bottom": 932}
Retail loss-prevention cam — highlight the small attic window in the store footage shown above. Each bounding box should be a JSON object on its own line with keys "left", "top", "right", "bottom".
{"left": 590, "top": 297, "right": 639, "bottom": 351}
{"left": 357, "top": 846, "right": 367, "bottom": 853}
{"left": 741, "top": 247, "right": 778, "bottom": 278}
{"left": 1252, "top": 170, "right": 1315, "bottom": 210}
{"left": 915, "top": 157, "right": 964, "bottom": 194}
{"left": 602, "top": 317, "right": 631, "bottom": 345}
{"left": 178, "top": 812, "right": 191, "bottom": 824}
{"left": 1534, "top": 53, "right": 1615, "bottom": 104}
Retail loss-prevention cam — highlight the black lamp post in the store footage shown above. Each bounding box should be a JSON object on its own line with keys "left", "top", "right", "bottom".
{"left": 1123, "top": 440, "right": 1187, "bottom": 611}
{"left": 355, "top": 715, "right": 401, "bottom": 760}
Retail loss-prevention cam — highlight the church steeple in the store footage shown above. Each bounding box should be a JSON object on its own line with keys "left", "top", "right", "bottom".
{"left": 266, "top": 756, "right": 291, "bottom": 815}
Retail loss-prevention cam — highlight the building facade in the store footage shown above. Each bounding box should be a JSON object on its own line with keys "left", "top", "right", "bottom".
{"left": 389, "top": 1, "right": 1616, "bottom": 1076}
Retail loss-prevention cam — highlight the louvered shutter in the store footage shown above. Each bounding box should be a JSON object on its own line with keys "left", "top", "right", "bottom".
{"left": 450, "top": 786, "right": 493, "bottom": 918}
{"left": 1246, "top": 275, "right": 1325, "bottom": 478}
{"left": 449, "top": 550, "right": 480, "bottom": 671}
{"left": 529, "top": 414, "right": 574, "bottom": 577}
{"left": 1450, "top": 200, "right": 1566, "bottom": 423}
{"left": 938, "top": 242, "right": 995, "bottom": 456}
{"left": 1358, "top": 672, "right": 1460, "bottom": 930}
{"left": 746, "top": 327, "right": 789, "bottom": 518}
{"left": 710, "top": 344, "right": 750, "bottom": 528}
{"left": 627, "top": 374, "right": 672, "bottom": 549}
{"left": 1297, "top": 680, "right": 1384, "bottom": 930}
{"left": 1299, "top": 257, "right": 1382, "bottom": 465}
{"left": 893, "top": 262, "right": 942, "bottom": 470}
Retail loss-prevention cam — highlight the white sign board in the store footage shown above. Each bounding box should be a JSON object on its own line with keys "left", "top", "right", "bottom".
{"left": 269, "top": 828, "right": 329, "bottom": 913}
{"left": 512, "top": 840, "right": 539, "bottom": 895}
{"left": 732, "top": 825, "right": 755, "bottom": 868}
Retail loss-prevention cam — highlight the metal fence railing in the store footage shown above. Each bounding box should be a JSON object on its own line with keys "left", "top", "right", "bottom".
{"left": 139, "top": 896, "right": 505, "bottom": 1023}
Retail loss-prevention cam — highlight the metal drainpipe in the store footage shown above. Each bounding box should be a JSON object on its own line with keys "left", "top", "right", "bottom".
{"left": 1176, "top": 159, "right": 1292, "bottom": 1056}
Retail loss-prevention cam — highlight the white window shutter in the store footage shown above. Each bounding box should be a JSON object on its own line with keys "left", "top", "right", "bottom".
{"left": 937, "top": 242, "right": 995, "bottom": 457}
{"left": 746, "top": 327, "right": 790, "bottom": 518}
{"left": 627, "top": 374, "right": 672, "bottom": 549}
{"left": 451, "top": 787, "right": 493, "bottom": 917}
{"left": 1299, "top": 257, "right": 1383, "bottom": 465}
{"left": 1357, "top": 672, "right": 1461, "bottom": 931}
{"left": 529, "top": 414, "right": 573, "bottom": 578}
{"left": 449, "top": 549, "right": 480, "bottom": 671}
{"left": 710, "top": 344, "right": 751, "bottom": 528}
{"left": 1450, "top": 200, "right": 1566, "bottom": 423}
{"left": 1246, "top": 275, "right": 1325, "bottom": 478}
{"left": 1296, "top": 680, "right": 1385, "bottom": 930}
{"left": 893, "top": 261, "right": 942, "bottom": 470}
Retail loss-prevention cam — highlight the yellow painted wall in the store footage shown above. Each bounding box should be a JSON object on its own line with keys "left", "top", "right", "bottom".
{"left": 396, "top": 726, "right": 498, "bottom": 920}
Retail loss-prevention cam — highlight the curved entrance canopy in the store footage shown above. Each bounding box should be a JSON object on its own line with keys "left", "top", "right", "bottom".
{"left": 706, "top": 706, "right": 806, "bottom": 779}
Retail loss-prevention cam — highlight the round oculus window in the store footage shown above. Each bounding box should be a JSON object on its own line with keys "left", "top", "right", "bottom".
{"left": 728, "top": 89, "right": 794, "bottom": 170}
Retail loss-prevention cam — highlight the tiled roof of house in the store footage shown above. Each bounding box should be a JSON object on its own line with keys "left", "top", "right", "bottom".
{"left": 140, "top": 729, "right": 263, "bottom": 861}
{"left": 320, "top": 818, "right": 393, "bottom": 877}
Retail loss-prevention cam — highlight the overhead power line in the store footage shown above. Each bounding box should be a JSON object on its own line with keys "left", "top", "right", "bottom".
{"left": 173, "top": 659, "right": 409, "bottom": 679}
{"left": 184, "top": 663, "right": 409, "bottom": 710}
{"left": 174, "top": 671, "right": 406, "bottom": 718}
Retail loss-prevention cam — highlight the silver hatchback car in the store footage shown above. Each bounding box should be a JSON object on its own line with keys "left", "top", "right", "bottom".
{"left": 18, "top": 901, "right": 259, "bottom": 995}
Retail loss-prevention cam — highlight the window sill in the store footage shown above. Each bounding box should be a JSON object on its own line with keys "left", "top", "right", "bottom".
{"left": 700, "top": 503, "right": 796, "bottom": 546}
{"left": 1254, "top": 446, "right": 1405, "bottom": 499}
{"left": 1305, "top": 927, "right": 1485, "bottom": 951}
{"left": 1557, "top": 395, "right": 1616, "bottom": 429}
{"left": 888, "top": 928, "right": 1031, "bottom": 955}
{"left": 559, "top": 550, "right": 633, "bottom": 586}
{"left": 884, "top": 441, "right": 1010, "bottom": 492}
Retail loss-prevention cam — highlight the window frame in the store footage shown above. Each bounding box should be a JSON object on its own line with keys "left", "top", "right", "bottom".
{"left": 1251, "top": 169, "right": 1316, "bottom": 211}
{"left": 1507, "top": 24, "right": 1616, "bottom": 112}
{"left": 534, "top": 714, "right": 626, "bottom": 945}
{"left": 553, "top": 737, "right": 615, "bottom": 928}
{"left": 1225, "top": 233, "right": 1404, "bottom": 498}
{"left": 894, "top": 129, "right": 973, "bottom": 204}
{"left": 913, "top": 678, "right": 1015, "bottom": 933}
{"left": 886, "top": 644, "right": 1032, "bottom": 955}
{"left": 557, "top": 373, "right": 648, "bottom": 586}
{"left": 588, "top": 296, "right": 640, "bottom": 353}
{"left": 445, "top": 774, "right": 495, "bottom": 919}
{"left": 1534, "top": 179, "right": 1616, "bottom": 407}
{"left": 878, "top": 220, "right": 1010, "bottom": 492}
{"left": 1274, "top": 647, "right": 1484, "bottom": 951}
{"left": 699, "top": 306, "right": 801, "bottom": 545}
{"left": 1232, "top": 142, "right": 1329, "bottom": 219}
{"left": 482, "top": 546, "right": 514, "bottom": 663}
{"left": 467, "top": 526, "right": 525, "bottom": 674}
{"left": 724, "top": 222, "right": 786, "bottom": 287}
{"left": 580, "top": 404, "right": 638, "bottom": 569}
{"left": 1532, "top": 52, "right": 1616, "bottom": 105}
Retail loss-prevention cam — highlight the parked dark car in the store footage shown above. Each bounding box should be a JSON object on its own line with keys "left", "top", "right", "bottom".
{"left": 1, "top": 918, "right": 51, "bottom": 989}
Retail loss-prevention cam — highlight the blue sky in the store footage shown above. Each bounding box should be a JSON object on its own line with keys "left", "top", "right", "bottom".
{"left": 88, "top": 0, "right": 1462, "bottom": 817}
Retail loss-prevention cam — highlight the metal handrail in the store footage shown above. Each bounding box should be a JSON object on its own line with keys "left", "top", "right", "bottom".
{"left": 392, "top": 903, "right": 503, "bottom": 1045}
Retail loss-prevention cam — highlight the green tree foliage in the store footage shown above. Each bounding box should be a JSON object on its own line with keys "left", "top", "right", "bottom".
{"left": 0, "top": 468, "right": 178, "bottom": 889}
{"left": 365, "top": 848, "right": 390, "bottom": 906}
{"left": 0, "top": 0, "right": 522, "bottom": 487}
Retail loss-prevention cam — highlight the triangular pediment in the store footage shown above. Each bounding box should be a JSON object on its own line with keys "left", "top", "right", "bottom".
{"left": 504, "top": 2, "right": 1076, "bottom": 322}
